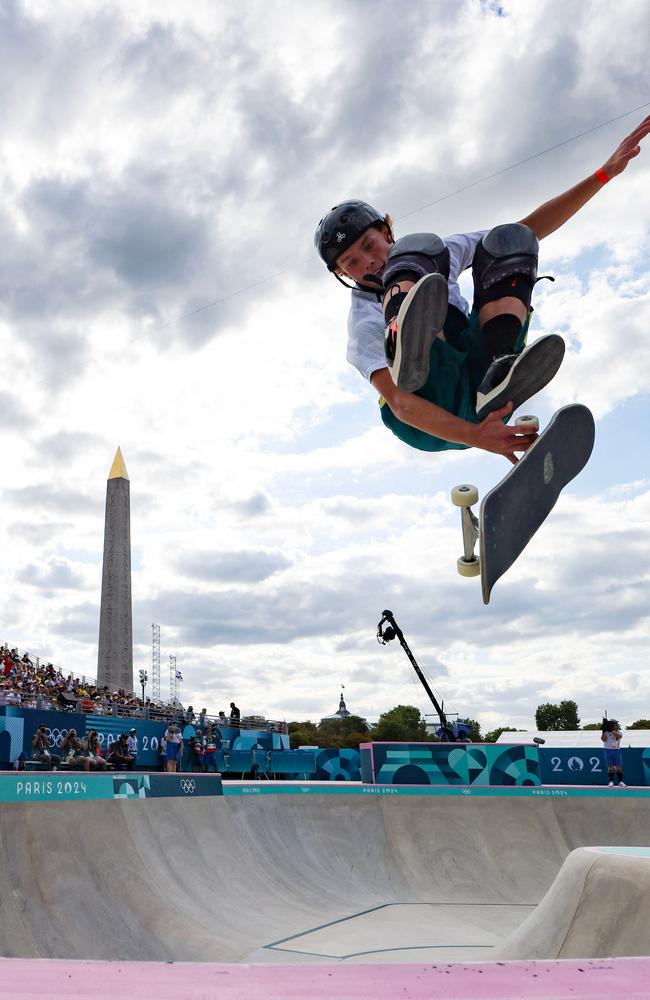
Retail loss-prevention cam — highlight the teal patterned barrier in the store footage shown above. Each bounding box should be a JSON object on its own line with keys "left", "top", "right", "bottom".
{"left": 206, "top": 748, "right": 361, "bottom": 779}
{"left": 360, "top": 742, "right": 541, "bottom": 786}
{"left": 0, "top": 771, "right": 223, "bottom": 803}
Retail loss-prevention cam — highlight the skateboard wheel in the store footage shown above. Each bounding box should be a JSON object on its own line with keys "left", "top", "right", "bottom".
{"left": 451, "top": 484, "right": 479, "bottom": 507}
{"left": 457, "top": 556, "right": 480, "bottom": 577}
{"left": 514, "top": 415, "right": 539, "bottom": 432}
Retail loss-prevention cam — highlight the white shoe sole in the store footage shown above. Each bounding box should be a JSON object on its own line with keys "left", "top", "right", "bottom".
{"left": 387, "top": 273, "right": 448, "bottom": 392}
{"left": 476, "top": 334, "right": 565, "bottom": 420}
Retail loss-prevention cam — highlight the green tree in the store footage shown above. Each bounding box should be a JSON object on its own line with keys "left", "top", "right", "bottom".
{"left": 627, "top": 720, "right": 650, "bottom": 729}
{"left": 288, "top": 720, "right": 325, "bottom": 748}
{"left": 483, "top": 726, "right": 521, "bottom": 743}
{"left": 582, "top": 723, "right": 603, "bottom": 731}
{"left": 289, "top": 715, "right": 371, "bottom": 750}
{"left": 317, "top": 714, "right": 370, "bottom": 750}
{"left": 371, "top": 705, "right": 428, "bottom": 742}
{"left": 535, "top": 700, "right": 580, "bottom": 731}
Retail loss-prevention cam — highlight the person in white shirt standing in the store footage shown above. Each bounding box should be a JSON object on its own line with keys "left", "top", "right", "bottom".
{"left": 601, "top": 720, "right": 626, "bottom": 788}
{"left": 127, "top": 728, "right": 138, "bottom": 767}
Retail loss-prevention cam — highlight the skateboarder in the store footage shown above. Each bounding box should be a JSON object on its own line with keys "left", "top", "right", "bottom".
{"left": 315, "top": 116, "right": 650, "bottom": 464}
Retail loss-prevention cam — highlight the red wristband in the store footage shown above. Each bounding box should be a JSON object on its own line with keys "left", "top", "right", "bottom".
{"left": 595, "top": 168, "right": 610, "bottom": 185}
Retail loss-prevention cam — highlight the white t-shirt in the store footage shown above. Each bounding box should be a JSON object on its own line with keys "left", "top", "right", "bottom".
{"left": 604, "top": 730, "right": 621, "bottom": 750}
{"left": 346, "top": 230, "right": 487, "bottom": 382}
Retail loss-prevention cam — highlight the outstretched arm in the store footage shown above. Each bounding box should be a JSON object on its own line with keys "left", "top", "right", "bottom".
{"left": 371, "top": 368, "right": 534, "bottom": 464}
{"left": 518, "top": 114, "right": 650, "bottom": 240}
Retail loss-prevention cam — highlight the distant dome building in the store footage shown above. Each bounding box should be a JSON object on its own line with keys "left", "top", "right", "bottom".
{"left": 321, "top": 690, "right": 351, "bottom": 723}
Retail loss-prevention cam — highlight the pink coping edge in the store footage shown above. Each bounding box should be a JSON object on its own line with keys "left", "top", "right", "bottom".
{"left": 1, "top": 958, "right": 650, "bottom": 1000}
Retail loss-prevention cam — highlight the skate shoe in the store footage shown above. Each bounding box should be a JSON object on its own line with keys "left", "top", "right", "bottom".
{"left": 384, "top": 273, "right": 448, "bottom": 392}
{"left": 608, "top": 781, "right": 615, "bottom": 787}
{"left": 618, "top": 781, "right": 627, "bottom": 788}
{"left": 476, "top": 333, "right": 565, "bottom": 420}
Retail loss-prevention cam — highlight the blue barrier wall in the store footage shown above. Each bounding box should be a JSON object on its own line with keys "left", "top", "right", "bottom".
{"left": 6, "top": 715, "right": 644, "bottom": 787}
{"left": 187, "top": 747, "right": 361, "bottom": 780}
{"left": 539, "top": 747, "right": 646, "bottom": 786}
{"left": 360, "top": 742, "right": 541, "bottom": 786}
{"left": 0, "top": 707, "right": 289, "bottom": 768}
{"left": 310, "top": 747, "right": 361, "bottom": 781}
{"left": 258, "top": 747, "right": 361, "bottom": 781}
{"left": 360, "top": 742, "right": 647, "bottom": 787}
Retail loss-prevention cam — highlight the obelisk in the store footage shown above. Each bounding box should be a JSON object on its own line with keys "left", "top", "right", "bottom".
{"left": 97, "top": 447, "right": 133, "bottom": 693}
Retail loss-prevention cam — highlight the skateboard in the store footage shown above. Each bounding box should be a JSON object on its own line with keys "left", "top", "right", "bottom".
{"left": 451, "top": 403, "right": 595, "bottom": 604}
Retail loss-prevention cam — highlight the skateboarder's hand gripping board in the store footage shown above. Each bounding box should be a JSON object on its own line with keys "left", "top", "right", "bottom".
{"left": 467, "top": 403, "right": 537, "bottom": 465}
{"left": 372, "top": 372, "right": 538, "bottom": 463}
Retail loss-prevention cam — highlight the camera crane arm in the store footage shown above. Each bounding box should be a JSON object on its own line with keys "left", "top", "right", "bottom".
{"left": 376, "top": 609, "right": 448, "bottom": 733}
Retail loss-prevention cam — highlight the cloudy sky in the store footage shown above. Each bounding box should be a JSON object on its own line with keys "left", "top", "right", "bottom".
{"left": 1, "top": 0, "right": 649, "bottom": 732}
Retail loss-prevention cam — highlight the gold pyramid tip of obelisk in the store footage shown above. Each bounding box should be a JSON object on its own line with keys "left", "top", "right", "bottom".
{"left": 108, "top": 447, "right": 129, "bottom": 481}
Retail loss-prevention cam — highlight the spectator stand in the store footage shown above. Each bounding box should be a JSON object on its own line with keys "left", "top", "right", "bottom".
{"left": 1, "top": 642, "right": 288, "bottom": 741}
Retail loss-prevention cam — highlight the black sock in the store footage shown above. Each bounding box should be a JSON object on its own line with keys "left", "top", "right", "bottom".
{"left": 383, "top": 289, "right": 408, "bottom": 324}
{"left": 482, "top": 314, "right": 523, "bottom": 361}
{"left": 610, "top": 773, "right": 618, "bottom": 784}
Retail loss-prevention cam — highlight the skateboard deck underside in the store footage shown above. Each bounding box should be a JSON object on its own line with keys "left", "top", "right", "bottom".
{"left": 479, "top": 404, "right": 595, "bottom": 604}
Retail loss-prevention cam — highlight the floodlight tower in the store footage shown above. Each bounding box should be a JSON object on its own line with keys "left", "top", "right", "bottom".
{"left": 152, "top": 624, "right": 161, "bottom": 701}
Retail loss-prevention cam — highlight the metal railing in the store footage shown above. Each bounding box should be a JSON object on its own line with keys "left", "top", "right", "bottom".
{"left": 1, "top": 641, "right": 97, "bottom": 687}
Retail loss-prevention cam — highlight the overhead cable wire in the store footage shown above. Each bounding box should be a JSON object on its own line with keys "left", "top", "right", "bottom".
{"left": 21, "top": 99, "right": 650, "bottom": 389}
{"left": 396, "top": 99, "right": 650, "bottom": 221}
{"left": 149, "top": 99, "right": 650, "bottom": 331}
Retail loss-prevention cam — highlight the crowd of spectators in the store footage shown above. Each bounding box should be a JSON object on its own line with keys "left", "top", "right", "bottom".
{"left": 1, "top": 645, "right": 149, "bottom": 715}
{"left": 1, "top": 643, "right": 286, "bottom": 736}
{"left": 23, "top": 719, "right": 228, "bottom": 773}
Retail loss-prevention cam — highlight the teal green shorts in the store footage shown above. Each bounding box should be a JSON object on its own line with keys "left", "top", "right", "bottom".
{"left": 379, "top": 308, "right": 530, "bottom": 452}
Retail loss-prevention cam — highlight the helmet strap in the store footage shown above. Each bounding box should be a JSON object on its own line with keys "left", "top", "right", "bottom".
{"left": 332, "top": 270, "right": 383, "bottom": 301}
{"left": 332, "top": 270, "right": 356, "bottom": 290}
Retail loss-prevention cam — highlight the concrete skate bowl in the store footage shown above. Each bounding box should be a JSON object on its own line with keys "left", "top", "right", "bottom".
{"left": 496, "top": 845, "right": 650, "bottom": 960}
{"left": 1, "top": 791, "right": 649, "bottom": 964}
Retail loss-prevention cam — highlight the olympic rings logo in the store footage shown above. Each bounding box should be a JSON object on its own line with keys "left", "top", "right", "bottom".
{"left": 44, "top": 728, "right": 68, "bottom": 746}
{"left": 180, "top": 779, "right": 196, "bottom": 794}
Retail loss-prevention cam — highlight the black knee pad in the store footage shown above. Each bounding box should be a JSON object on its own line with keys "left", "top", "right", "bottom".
{"left": 383, "top": 233, "right": 450, "bottom": 290}
{"left": 479, "top": 275, "right": 533, "bottom": 308}
{"left": 472, "top": 223, "right": 538, "bottom": 311}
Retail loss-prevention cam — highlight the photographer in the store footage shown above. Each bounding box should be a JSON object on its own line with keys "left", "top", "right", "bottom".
{"left": 59, "top": 730, "right": 91, "bottom": 771}
{"left": 601, "top": 719, "right": 626, "bottom": 788}
{"left": 163, "top": 721, "right": 182, "bottom": 773}
{"left": 188, "top": 730, "right": 206, "bottom": 772}
{"left": 86, "top": 731, "right": 108, "bottom": 771}
{"left": 31, "top": 726, "right": 61, "bottom": 770}
{"left": 107, "top": 733, "right": 135, "bottom": 771}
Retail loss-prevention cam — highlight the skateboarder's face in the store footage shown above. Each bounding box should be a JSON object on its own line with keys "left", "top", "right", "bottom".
{"left": 336, "top": 225, "right": 393, "bottom": 287}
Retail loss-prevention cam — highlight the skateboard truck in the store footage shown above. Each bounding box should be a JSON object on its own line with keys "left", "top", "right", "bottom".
{"left": 451, "top": 415, "right": 540, "bottom": 581}
{"left": 451, "top": 484, "right": 481, "bottom": 577}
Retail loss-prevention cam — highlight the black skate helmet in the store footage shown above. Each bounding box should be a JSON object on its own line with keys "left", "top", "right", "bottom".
{"left": 314, "top": 200, "right": 385, "bottom": 271}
